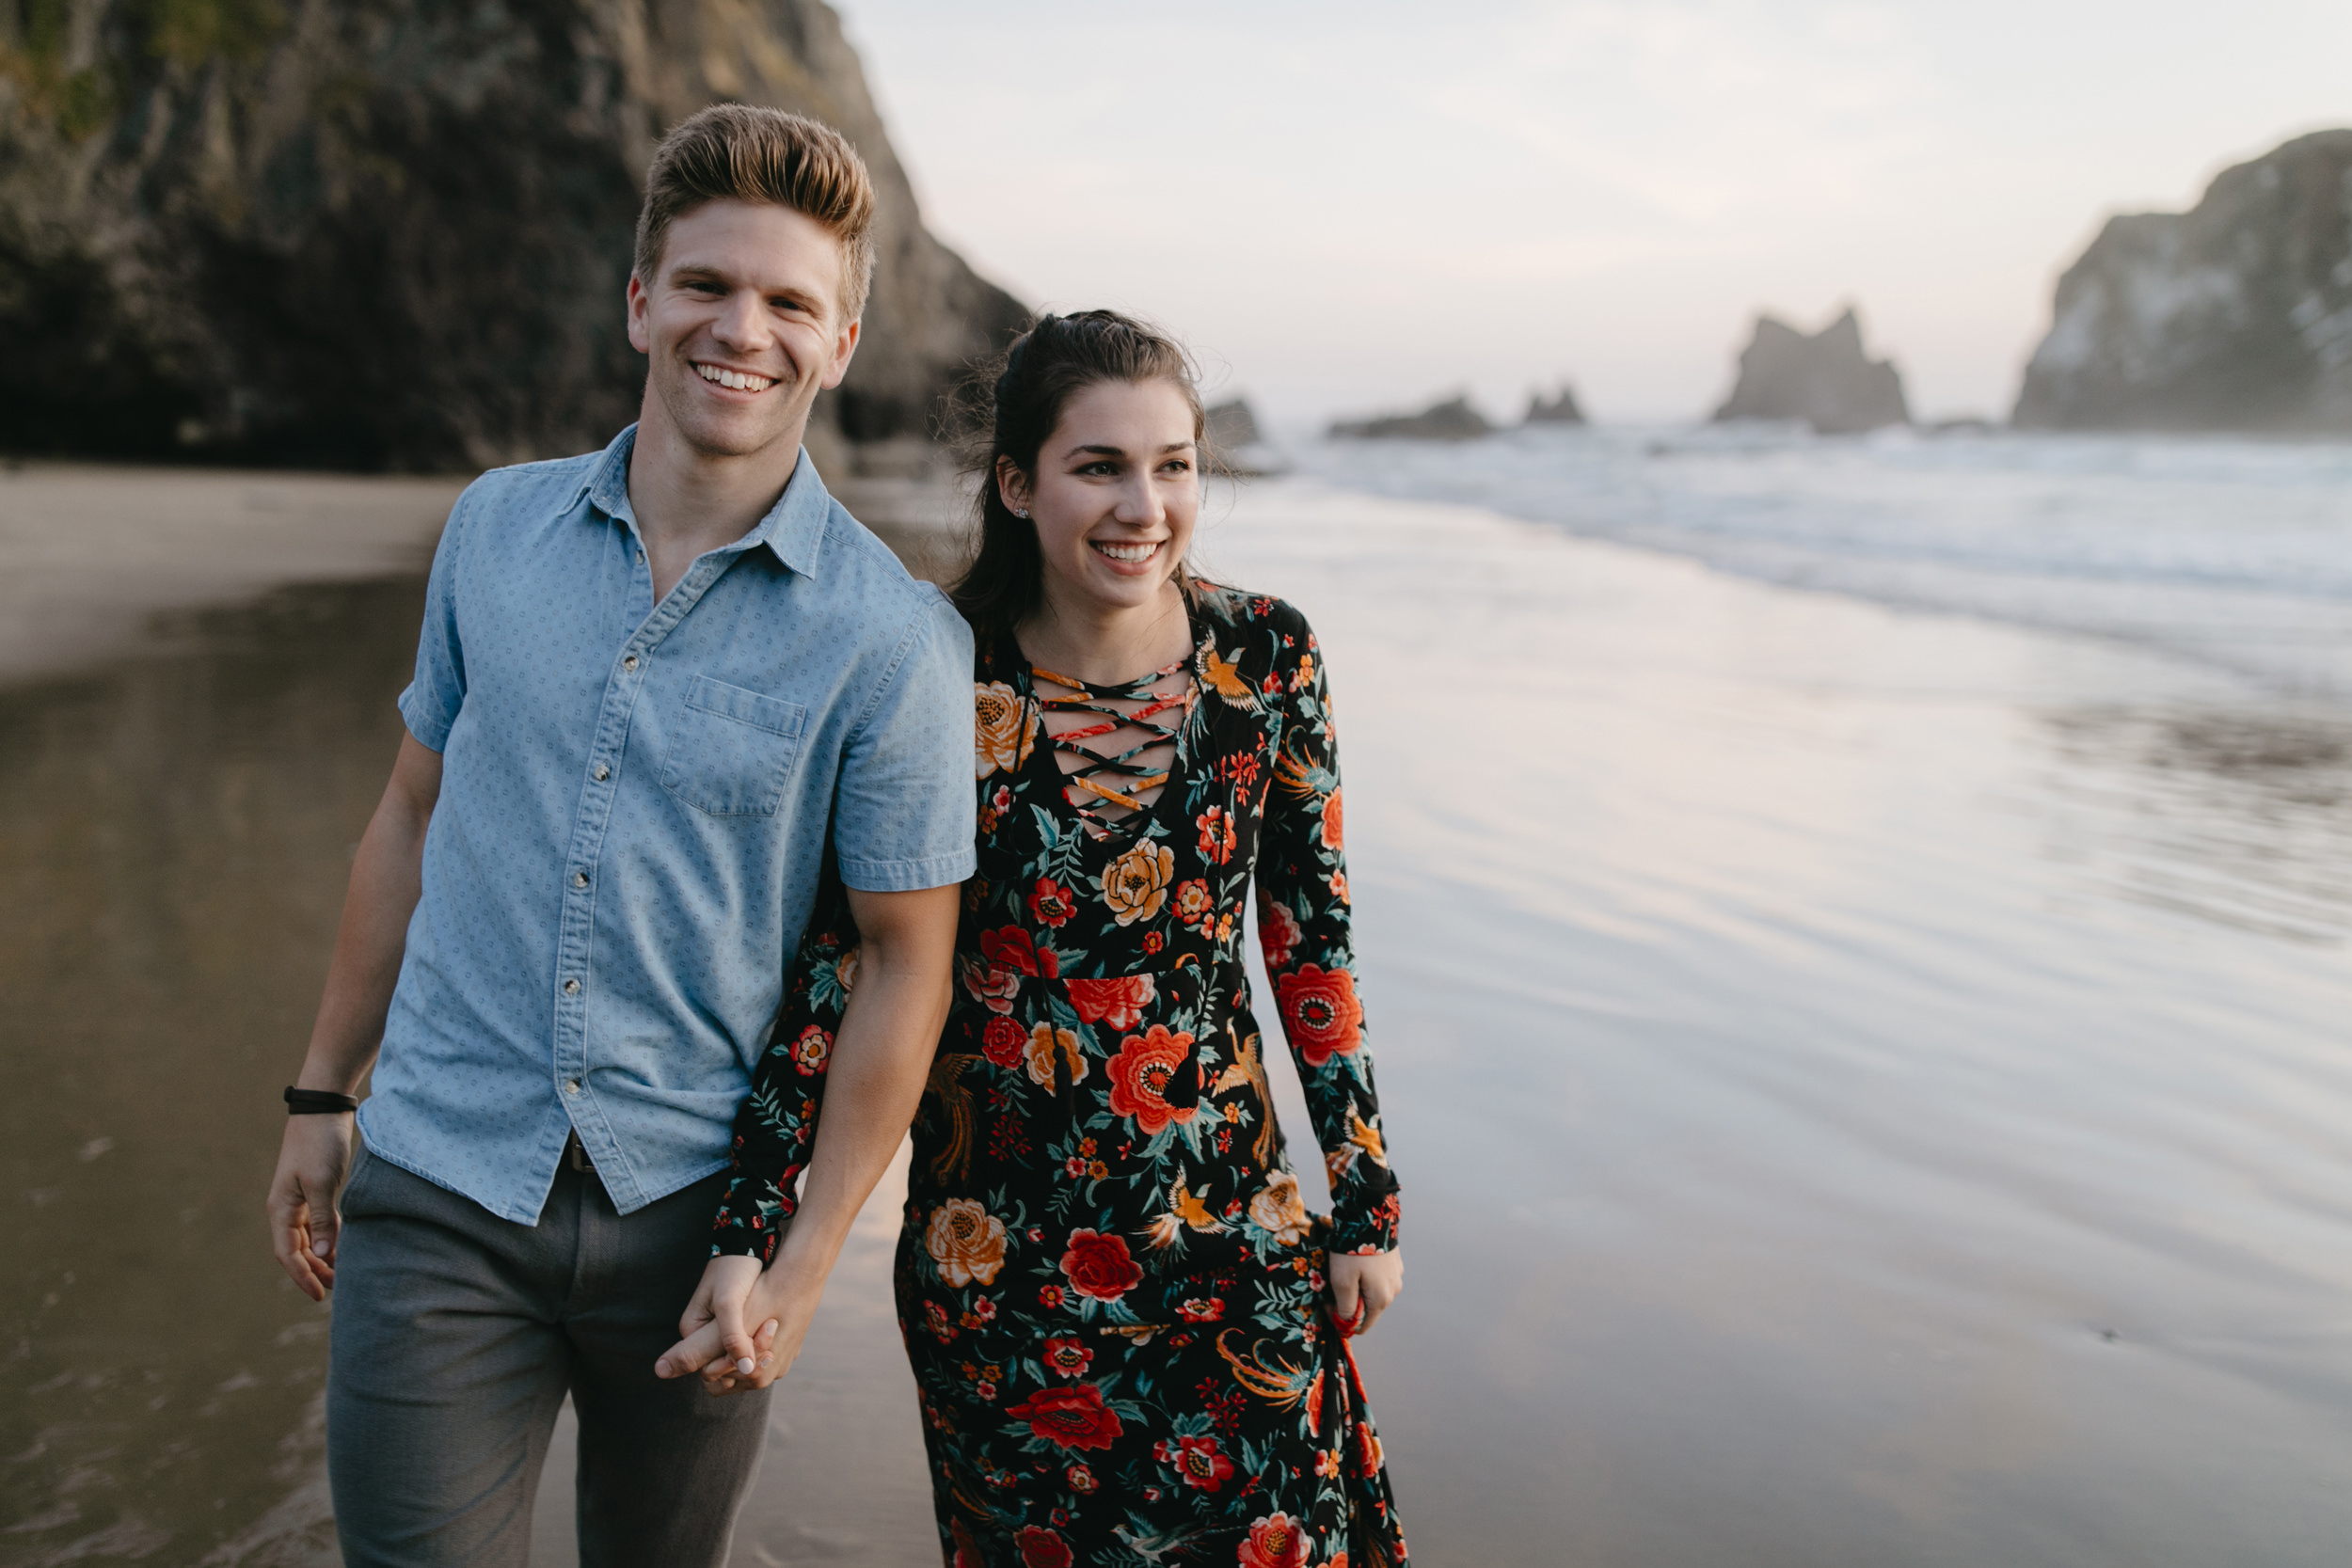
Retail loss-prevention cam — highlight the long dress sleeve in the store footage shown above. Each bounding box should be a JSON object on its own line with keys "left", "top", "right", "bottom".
{"left": 1252, "top": 611, "right": 1402, "bottom": 1255}
{"left": 709, "top": 868, "right": 859, "bottom": 1263}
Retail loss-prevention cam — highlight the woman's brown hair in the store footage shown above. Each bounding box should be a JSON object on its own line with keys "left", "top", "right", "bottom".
{"left": 948, "top": 311, "right": 1208, "bottom": 645}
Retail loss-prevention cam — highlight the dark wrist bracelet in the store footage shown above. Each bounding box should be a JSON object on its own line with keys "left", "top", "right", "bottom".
{"left": 284, "top": 1086, "right": 358, "bottom": 1115}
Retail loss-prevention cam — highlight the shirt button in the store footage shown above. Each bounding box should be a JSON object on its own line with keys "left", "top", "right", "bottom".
{"left": 564, "top": 1079, "right": 580, "bottom": 1094}
{"left": 572, "top": 871, "right": 589, "bottom": 888}
{"left": 594, "top": 764, "right": 611, "bottom": 782}
{"left": 563, "top": 977, "right": 580, "bottom": 995}
{"left": 636, "top": 548, "right": 645, "bottom": 563}
{"left": 623, "top": 655, "right": 640, "bottom": 672}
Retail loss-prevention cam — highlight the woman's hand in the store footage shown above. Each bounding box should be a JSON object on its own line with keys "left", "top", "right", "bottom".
{"left": 1328, "top": 1248, "right": 1404, "bottom": 1337}
{"left": 654, "top": 1255, "right": 806, "bottom": 1395}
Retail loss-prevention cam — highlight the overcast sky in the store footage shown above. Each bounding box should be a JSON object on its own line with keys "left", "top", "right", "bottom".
{"left": 833, "top": 0, "right": 2352, "bottom": 426}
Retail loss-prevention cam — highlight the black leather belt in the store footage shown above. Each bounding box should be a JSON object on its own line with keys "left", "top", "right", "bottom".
{"left": 564, "top": 1129, "right": 596, "bottom": 1175}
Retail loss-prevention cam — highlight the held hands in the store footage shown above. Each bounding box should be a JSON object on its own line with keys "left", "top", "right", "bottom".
{"left": 1328, "top": 1247, "right": 1404, "bottom": 1338}
{"left": 266, "top": 1114, "right": 356, "bottom": 1301}
{"left": 654, "top": 1254, "right": 813, "bottom": 1396}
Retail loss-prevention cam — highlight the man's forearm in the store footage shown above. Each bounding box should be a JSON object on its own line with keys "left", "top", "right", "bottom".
{"left": 300, "top": 735, "right": 441, "bottom": 1091}
{"left": 765, "top": 917, "right": 953, "bottom": 1284}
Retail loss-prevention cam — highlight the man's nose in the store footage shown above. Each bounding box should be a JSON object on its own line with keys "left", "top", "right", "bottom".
{"left": 710, "top": 291, "right": 771, "bottom": 352}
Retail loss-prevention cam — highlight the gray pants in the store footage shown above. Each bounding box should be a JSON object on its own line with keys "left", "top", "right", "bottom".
{"left": 327, "top": 1143, "right": 771, "bottom": 1567}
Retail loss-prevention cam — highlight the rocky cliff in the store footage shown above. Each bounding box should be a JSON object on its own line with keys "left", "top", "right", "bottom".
{"left": 1712, "top": 307, "right": 1908, "bottom": 434}
{"left": 0, "top": 0, "right": 1027, "bottom": 468}
{"left": 2014, "top": 130, "right": 2352, "bottom": 434}
{"left": 1328, "top": 394, "right": 1490, "bottom": 441}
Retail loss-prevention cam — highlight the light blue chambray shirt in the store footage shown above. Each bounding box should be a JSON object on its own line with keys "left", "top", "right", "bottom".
{"left": 360, "top": 426, "right": 976, "bottom": 1225}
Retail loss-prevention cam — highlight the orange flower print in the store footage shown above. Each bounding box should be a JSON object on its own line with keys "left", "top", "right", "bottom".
{"left": 975, "top": 681, "right": 1038, "bottom": 778}
{"left": 1173, "top": 878, "right": 1213, "bottom": 926}
{"left": 1102, "top": 839, "right": 1175, "bottom": 926}
{"left": 1066, "top": 974, "right": 1154, "bottom": 1030}
{"left": 1276, "top": 962, "right": 1364, "bottom": 1066}
{"left": 1024, "top": 1022, "right": 1087, "bottom": 1090}
{"left": 788, "top": 1024, "right": 831, "bottom": 1076}
{"left": 925, "top": 1198, "right": 1007, "bottom": 1287}
{"left": 1248, "top": 1171, "right": 1311, "bottom": 1246}
{"left": 1238, "top": 1513, "right": 1311, "bottom": 1568}
{"left": 1329, "top": 869, "right": 1350, "bottom": 905}
{"left": 1320, "top": 788, "right": 1343, "bottom": 849}
{"left": 1106, "top": 1026, "right": 1199, "bottom": 1135}
{"left": 1196, "top": 806, "right": 1237, "bottom": 864}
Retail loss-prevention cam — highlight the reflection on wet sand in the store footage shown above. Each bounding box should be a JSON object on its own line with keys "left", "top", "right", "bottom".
{"left": 1, "top": 578, "right": 425, "bottom": 1565}
{"left": 2039, "top": 705, "right": 2352, "bottom": 942}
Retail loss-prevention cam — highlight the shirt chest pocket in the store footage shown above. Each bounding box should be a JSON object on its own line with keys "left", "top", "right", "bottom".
{"left": 660, "top": 675, "right": 808, "bottom": 817}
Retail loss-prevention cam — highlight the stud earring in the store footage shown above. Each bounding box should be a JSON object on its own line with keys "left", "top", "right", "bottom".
{"left": 1013, "top": 507, "right": 1029, "bottom": 518}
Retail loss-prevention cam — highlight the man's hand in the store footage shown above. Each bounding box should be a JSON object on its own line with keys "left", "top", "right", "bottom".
{"left": 1329, "top": 1247, "right": 1404, "bottom": 1337}
{"left": 269, "top": 1114, "right": 357, "bottom": 1300}
{"left": 654, "top": 1255, "right": 812, "bottom": 1395}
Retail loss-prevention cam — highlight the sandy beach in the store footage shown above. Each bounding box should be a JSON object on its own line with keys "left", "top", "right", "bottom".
{"left": 5, "top": 461, "right": 2348, "bottom": 1565}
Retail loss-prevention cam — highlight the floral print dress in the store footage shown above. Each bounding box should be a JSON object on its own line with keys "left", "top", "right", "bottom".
{"left": 714, "top": 587, "right": 1406, "bottom": 1568}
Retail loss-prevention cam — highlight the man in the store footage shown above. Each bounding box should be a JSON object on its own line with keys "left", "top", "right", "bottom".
{"left": 263, "top": 105, "right": 973, "bottom": 1567}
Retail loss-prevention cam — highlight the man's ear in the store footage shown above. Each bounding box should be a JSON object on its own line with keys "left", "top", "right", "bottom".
{"left": 819, "top": 318, "right": 862, "bottom": 390}
{"left": 626, "top": 273, "right": 652, "bottom": 355}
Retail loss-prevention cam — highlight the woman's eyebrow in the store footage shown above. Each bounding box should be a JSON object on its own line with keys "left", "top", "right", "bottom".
{"left": 1067, "top": 443, "right": 1129, "bottom": 458}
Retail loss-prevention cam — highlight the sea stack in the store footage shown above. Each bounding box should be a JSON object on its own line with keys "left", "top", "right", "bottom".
{"left": 0, "top": 0, "right": 1025, "bottom": 468}
{"left": 1524, "top": 385, "right": 1586, "bottom": 424}
{"left": 2014, "top": 129, "right": 2352, "bottom": 434}
{"left": 1328, "top": 395, "right": 1491, "bottom": 440}
{"left": 1712, "top": 308, "right": 1910, "bottom": 434}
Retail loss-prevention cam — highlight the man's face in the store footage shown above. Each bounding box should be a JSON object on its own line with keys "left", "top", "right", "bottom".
{"left": 626, "top": 199, "right": 861, "bottom": 460}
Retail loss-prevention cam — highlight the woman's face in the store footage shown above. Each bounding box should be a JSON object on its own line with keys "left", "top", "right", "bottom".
{"left": 1002, "top": 377, "right": 1200, "bottom": 622}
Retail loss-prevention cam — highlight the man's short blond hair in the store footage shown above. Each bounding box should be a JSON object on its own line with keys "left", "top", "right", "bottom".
{"left": 632, "top": 103, "right": 878, "bottom": 324}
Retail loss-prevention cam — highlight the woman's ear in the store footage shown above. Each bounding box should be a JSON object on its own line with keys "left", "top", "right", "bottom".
{"left": 994, "top": 456, "right": 1032, "bottom": 518}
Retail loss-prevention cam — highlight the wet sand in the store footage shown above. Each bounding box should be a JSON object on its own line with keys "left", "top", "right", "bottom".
{"left": 6, "top": 467, "right": 2350, "bottom": 1565}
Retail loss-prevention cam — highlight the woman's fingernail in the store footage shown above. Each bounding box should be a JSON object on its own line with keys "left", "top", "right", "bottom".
{"left": 736, "top": 1356, "right": 755, "bottom": 1375}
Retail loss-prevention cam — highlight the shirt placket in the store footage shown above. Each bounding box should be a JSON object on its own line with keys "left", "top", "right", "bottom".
{"left": 548, "top": 523, "right": 750, "bottom": 1204}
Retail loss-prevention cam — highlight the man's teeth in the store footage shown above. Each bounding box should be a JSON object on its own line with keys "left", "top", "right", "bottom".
{"left": 1095, "top": 541, "right": 1158, "bottom": 562}
{"left": 696, "top": 364, "right": 774, "bottom": 392}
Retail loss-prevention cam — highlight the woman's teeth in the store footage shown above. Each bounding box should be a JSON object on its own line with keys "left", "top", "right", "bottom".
{"left": 1093, "top": 541, "right": 1159, "bottom": 563}
{"left": 696, "top": 364, "right": 774, "bottom": 392}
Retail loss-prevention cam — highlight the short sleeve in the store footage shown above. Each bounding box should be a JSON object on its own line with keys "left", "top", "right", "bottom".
{"left": 395, "top": 491, "right": 471, "bottom": 752}
{"left": 832, "top": 590, "right": 977, "bottom": 892}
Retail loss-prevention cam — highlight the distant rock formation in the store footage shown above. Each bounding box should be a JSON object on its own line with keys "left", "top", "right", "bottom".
{"left": 1523, "top": 384, "right": 1585, "bottom": 424}
{"left": 1205, "top": 397, "right": 1284, "bottom": 475}
{"left": 1328, "top": 394, "right": 1491, "bottom": 441}
{"left": 1712, "top": 308, "right": 1909, "bottom": 434}
{"left": 2014, "top": 129, "right": 2352, "bottom": 434}
{"left": 0, "top": 0, "right": 1026, "bottom": 469}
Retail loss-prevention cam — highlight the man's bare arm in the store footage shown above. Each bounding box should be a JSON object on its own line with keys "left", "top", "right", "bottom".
{"left": 266, "top": 733, "right": 443, "bottom": 1301}
{"left": 655, "top": 881, "right": 959, "bottom": 1389}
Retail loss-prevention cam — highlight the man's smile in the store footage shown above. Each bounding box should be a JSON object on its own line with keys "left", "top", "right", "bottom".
{"left": 694, "top": 361, "right": 776, "bottom": 393}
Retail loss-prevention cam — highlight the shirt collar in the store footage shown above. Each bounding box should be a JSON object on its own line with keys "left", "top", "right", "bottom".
{"left": 575, "top": 423, "right": 832, "bottom": 578}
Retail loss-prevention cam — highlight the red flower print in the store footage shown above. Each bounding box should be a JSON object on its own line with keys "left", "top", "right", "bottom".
{"left": 1178, "top": 1296, "right": 1225, "bottom": 1323}
{"left": 1357, "top": 1420, "right": 1384, "bottom": 1477}
{"left": 1173, "top": 878, "right": 1213, "bottom": 927}
{"left": 922, "top": 1300, "right": 957, "bottom": 1343}
{"left": 1004, "top": 1383, "right": 1124, "bottom": 1450}
{"left": 1016, "top": 1526, "right": 1073, "bottom": 1568}
{"left": 1143, "top": 929, "right": 1165, "bottom": 954}
{"left": 789, "top": 1024, "right": 832, "bottom": 1075}
{"left": 1058, "top": 1229, "right": 1143, "bottom": 1303}
{"left": 1028, "top": 876, "right": 1078, "bottom": 927}
{"left": 980, "top": 926, "right": 1058, "bottom": 978}
{"left": 1039, "top": 1284, "right": 1066, "bottom": 1308}
{"left": 1276, "top": 963, "right": 1364, "bottom": 1066}
{"left": 1329, "top": 870, "right": 1349, "bottom": 905}
{"left": 1066, "top": 1463, "right": 1098, "bottom": 1494}
{"left": 1238, "top": 1513, "right": 1311, "bottom": 1568}
{"left": 1197, "top": 806, "right": 1237, "bottom": 864}
{"left": 1066, "top": 974, "right": 1154, "bottom": 1030}
{"left": 981, "top": 1016, "right": 1025, "bottom": 1069}
{"left": 1041, "top": 1336, "right": 1093, "bottom": 1379}
{"left": 1106, "top": 1026, "right": 1199, "bottom": 1135}
{"left": 962, "top": 957, "right": 1020, "bottom": 1015}
{"left": 1319, "top": 788, "right": 1343, "bottom": 850}
{"left": 1258, "top": 897, "right": 1303, "bottom": 972}
{"left": 951, "top": 1520, "right": 983, "bottom": 1568}
{"left": 1154, "top": 1433, "right": 1234, "bottom": 1492}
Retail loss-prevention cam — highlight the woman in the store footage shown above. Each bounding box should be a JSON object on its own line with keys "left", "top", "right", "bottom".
{"left": 715, "top": 311, "right": 1407, "bottom": 1567}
